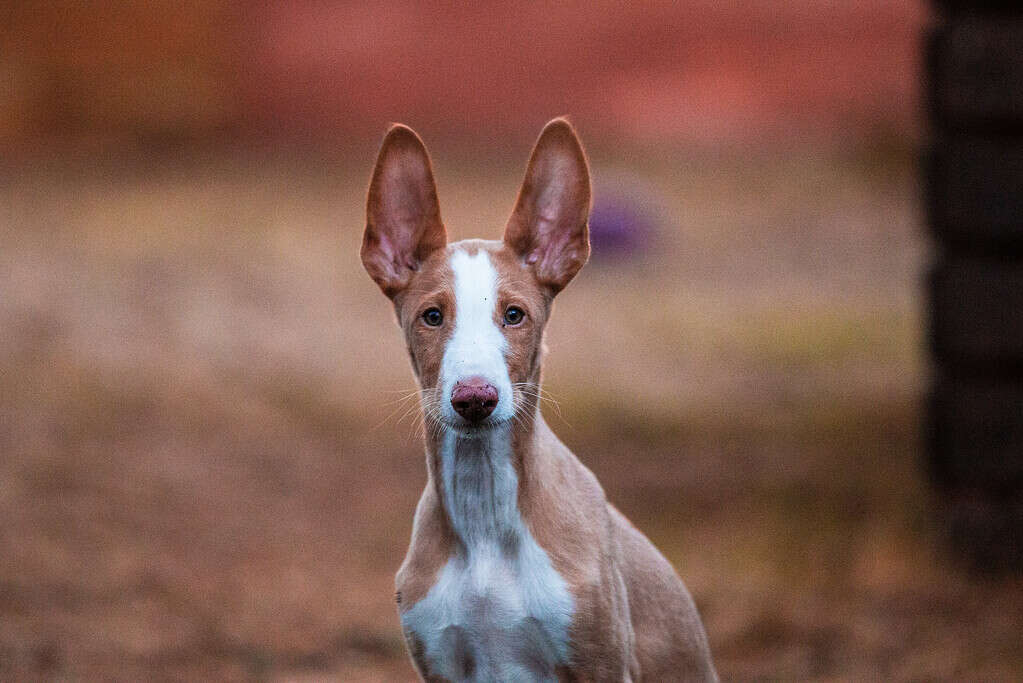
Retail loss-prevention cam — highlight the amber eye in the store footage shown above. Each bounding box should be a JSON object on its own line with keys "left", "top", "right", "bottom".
{"left": 503, "top": 306, "right": 525, "bottom": 326}
{"left": 422, "top": 308, "right": 443, "bottom": 327}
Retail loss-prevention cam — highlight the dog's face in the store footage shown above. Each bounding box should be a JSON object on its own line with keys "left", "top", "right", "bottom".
{"left": 362, "top": 119, "right": 591, "bottom": 436}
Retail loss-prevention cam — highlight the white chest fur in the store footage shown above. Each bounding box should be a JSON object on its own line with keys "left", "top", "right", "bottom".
{"left": 401, "top": 428, "right": 574, "bottom": 682}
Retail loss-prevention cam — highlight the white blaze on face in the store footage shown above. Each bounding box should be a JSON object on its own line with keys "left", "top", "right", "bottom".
{"left": 440, "top": 249, "right": 514, "bottom": 425}
{"left": 405, "top": 246, "right": 576, "bottom": 676}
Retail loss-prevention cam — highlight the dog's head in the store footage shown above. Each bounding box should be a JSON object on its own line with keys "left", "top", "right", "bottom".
{"left": 362, "top": 119, "right": 591, "bottom": 435}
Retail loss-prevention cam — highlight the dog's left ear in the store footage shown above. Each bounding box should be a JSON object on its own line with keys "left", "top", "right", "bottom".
{"left": 363, "top": 124, "right": 447, "bottom": 298}
{"left": 504, "top": 118, "right": 591, "bottom": 294}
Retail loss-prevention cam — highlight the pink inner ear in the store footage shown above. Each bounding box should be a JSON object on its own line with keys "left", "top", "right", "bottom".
{"left": 363, "top": 125, "right": 447, "bottom": 295}
{"left": 515, "top": 174, "right": 589, "bottom": 288}
{"left": 528, "top": 223, "right": 587, "bottom": 289}
{"left": 369, "top": 225, "right": 426, "bottom": 283}
{"left": 504, "top": 120, "right": 591, "bottom": 291}
{"left": 378, "top": 232, "right": 412, "bottom": 273}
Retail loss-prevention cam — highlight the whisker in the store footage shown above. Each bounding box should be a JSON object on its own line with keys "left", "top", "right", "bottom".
{"left": 369, "top": 392, "right": 422, "bottom": 431}
{"left": 511, "top": 382, "right": 571, "bottom": 429}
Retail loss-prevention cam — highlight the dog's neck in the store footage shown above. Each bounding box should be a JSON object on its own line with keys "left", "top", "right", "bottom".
{"left": 423, "top": 397, "right": 544, "bottom": 553}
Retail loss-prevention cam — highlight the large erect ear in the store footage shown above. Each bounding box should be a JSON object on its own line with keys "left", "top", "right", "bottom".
{"left": 363, "top": 124, "right": 447, "bottom": 297}
{"left": 503, "top": 118, "right": 591, "bottom": 293}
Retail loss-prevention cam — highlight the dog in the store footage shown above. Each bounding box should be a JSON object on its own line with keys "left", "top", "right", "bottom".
{"left": 361, "top": 118, "right": 717, "bottom": 681}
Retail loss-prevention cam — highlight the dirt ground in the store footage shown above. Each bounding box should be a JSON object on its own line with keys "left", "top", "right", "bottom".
{"left": 2, "top": 144, "right": 1022, "bottom": 681}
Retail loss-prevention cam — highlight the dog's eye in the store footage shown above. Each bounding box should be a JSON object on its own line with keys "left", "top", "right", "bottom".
{"left": 503, "top": 306, "right": 525, "bottom": 326}
{"left": 422, "top": 308, "right": 443, "bottom": 327}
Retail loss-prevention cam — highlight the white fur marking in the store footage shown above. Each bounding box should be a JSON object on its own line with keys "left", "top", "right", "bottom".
{"left": 439, "top": 249, "right": 514, "bottom": 426}
{"left": 402, "top": 249, "right": 574, "bottom": 679}
{"left": 402, "top": 428, "right": 574, "bottom": 680}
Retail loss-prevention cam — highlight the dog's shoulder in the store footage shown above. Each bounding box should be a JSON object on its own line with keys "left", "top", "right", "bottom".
{"left": 608, "top": 504, "right": 718, "bottom": 681}
{"left": 395, "top": 484, "right": 454, "bottom": 612}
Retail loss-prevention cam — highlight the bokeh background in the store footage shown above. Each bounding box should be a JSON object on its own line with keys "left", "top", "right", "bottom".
{"left": 3, "top": 1, "right": 1022, "bottom": 680}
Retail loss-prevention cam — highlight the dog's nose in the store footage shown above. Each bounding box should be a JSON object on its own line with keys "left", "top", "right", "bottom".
{"left": 451, "top": 377, "right": 499, "bottom": 423}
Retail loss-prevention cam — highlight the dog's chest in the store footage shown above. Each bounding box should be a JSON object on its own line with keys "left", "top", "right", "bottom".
{"left": 400, "top": 432, "right": 574, "bottom": 682}
{"left": 402, "top": 542, "right": 574, "bottom": 681}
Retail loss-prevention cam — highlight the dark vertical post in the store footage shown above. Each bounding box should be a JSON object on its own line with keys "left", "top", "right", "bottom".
{"left": 926, "top": 0, "right": 1023, "bottom": 570}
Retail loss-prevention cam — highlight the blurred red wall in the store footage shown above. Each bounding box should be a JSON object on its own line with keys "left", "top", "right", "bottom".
{"left": 2, "top": 1, "right": 927, "bottom": 151}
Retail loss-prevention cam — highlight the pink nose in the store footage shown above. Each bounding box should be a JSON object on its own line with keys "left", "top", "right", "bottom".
{"left": 451, "top": 377, "right": 499, "bottom": 423}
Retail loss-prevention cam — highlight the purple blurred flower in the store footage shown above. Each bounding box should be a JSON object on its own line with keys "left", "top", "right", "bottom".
{"left": 588, "top": 182, "right": 659, "bottom": 259}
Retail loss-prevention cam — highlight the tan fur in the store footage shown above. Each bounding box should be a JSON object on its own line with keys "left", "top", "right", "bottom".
{"left": 363, "top": 124, "right": 447, "bottom": 298}
{"left": 392, "top": 248, "right": 456, "bottom": 387}
{"left": 364, "top": 119, "right": 717, "bottom": 681}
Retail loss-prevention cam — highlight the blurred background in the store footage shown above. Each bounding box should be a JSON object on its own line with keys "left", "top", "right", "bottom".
{"left": 2, "top": 1, "right": 1022, "bottom": 680}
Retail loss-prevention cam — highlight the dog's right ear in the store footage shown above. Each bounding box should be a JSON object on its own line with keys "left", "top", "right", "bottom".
{"left": 363, "top": 124, "right": 447, "bottom": 298}
{"left": 504, "top": 118, "right": 591, "bottom": 295}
